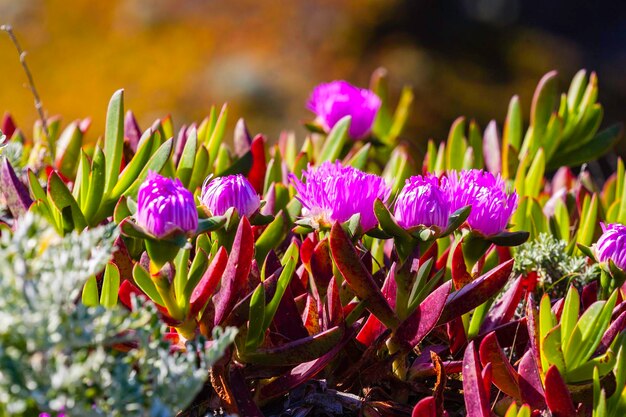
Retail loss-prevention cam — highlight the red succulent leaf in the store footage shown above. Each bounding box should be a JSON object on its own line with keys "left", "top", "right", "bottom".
{"left": 544, "top": 365, "right": 577, "bottom": 417}
{"left": 270, "top": 285, "right": 310, "bottom": 342}
{"left": 2, "top": 113, "right": 16, "bottom": 137}
{"left": 597, "top": 310, "right": 626, "bottom": 355}
{"left": 581, "top": 280, "right": 599, "bottom": 310}
{"left": 190, "top": 246, "right": 228, "bottom": 318}
{"left": 247, "top": 134, "right": 267, "bottom": 194}
{"left": 412, "top": 396, "right": 437, "bottom": 417}
{"left": 222, "top": 266, "right": 282, "bottom": 327}
{"left": 300, "top": 235, "right": 317, "bottom": 266}
{"left": 302, "top": 294, "right": 321, "bottom": 335}
{"left": 462, "top": 341, "right": 491, "bottom": 417}
{"left": 479, "top": 331, "right": 521, "bottom": 399}
{"left": 213, "top": 217, "right": 255, "bottom": 325}
{"left": 525, "top": 293, "right": 542, "bottom": 369}
{"left": 118, "top": 280, "right": 178, "bottom": 325}
{"left": 451, "top": 240, "right": 472, "bottom": 289}
{"left": 518, "top": 350, "right": 546, "bottom": 409}
{"left": 124, "top": 110, "right": 141, "bottom": 152}
{"left": 326, "top": 277, "right": 343, "bottom": 328}
{"left": 257, "top": 324, "right": 357, "bottom": 401}
{"left": 329, "top": 222, "right": 400, "bottom": 329}
{"left": 436, "top": 246, "right": 450, "bottom": 271}
{"left": 480, "top": 275, "right": 525, "bottom": 335}
{"left": 240, "top": 325, "right": 344, "bottom": 366}
{"left": 228, "top": 365, "right": 265, "bottom": 417}
{"left": 310, "top": 237, "right": 334, "bottom": 291}
{"left": 394, "top": 281, "right": 452, "bottom": 350}
{"left": 0, "top": 158, "right": 33, "bottom": 217}
{"left": 357, "top": 266, "right": 398, "bottom": 346}
{"left": 438, "top": 259, "right": 514, "bottom": 325}
{"left": 481, "top": 362, "right": 492, "bottom": 401}
{"left": 447, "top": 318, "right": 467, "bottom": 355}
{"left": 111, "top": 236, "right": 134, "bottom": 282}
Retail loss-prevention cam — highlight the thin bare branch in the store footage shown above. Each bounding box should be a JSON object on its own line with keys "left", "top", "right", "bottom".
{"left": 0, "top": 24, "right": 48, "bottom": 138}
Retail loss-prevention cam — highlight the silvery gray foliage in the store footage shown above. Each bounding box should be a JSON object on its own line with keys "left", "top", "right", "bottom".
{"left": 0, "top": 214, "right": 237, "bottom": 417}
{"left": 513, "top": 232, "right": 599, "bottom": 295}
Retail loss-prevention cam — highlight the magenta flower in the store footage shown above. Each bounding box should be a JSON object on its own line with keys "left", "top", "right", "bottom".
{"left": 290, "top": 161, "right": 390, "bottom": 231}
{"left": 449, "top": 169, "right": 518, "bottom": 237}
{"left": 136, "top": 171, "right": 198, "bottom": 238}
{"left": 595, "top": 223, "right": 626, "bottom": 270}
{"left": 307, "top": 80, "right": 381, "bottom": 139}
{"left": 394, "top": 174, "right": 452, "bottom": 231}
{"left": 200, "top": 174, "right": 260, "bottom": 218}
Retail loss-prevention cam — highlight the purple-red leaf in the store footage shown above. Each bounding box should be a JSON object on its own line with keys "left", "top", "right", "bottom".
{"left": 239, "top": 325, "right": 344, "bottom": 366}
{"left": 544, "top": 365, "right": 576, "bottom": 417}
{"left": 395, "top": 281, "right": 452, "bottom": 349}
{"left": 357, "top": 265, "right": 397, "bottom": 345}
{"left": 412, "top": 396, "right": 437, "bottom": 417}
{"left": 483, "top": 120, "right": 501, "bottom": 174}
{"left": 438, "top": 259, "right": 514, "bottom": 325}
{"left": 0, "top": 158, "right": 32, "bottom": 217}
{"left": 213, "top": 217, "right": 255, "bottom": 325}
{"left": 480, "top": 274, "right": 524, "bottom": 334}
{"left": 257, "top": 324, "right": 356, "bottom": 401}
{"left": 462, "top": 341, "right": 491, "bottom": 417}
{"left": 597, "top": 310, "right": 626, "bottom": 355}
{"left": 329, "top": 222, "right": 399, "bottom": 329}
{"left": 190, "top": 247, "right": 228, "bottom": 317}
{"left": 228, "top": 365, "right": 264, "bottom": 417}
{"left": 518, "top": 350, "right": 546, "bottom": 409}
{"left": 479, "top": 331, "right": 521, "bottom": 399}
{"left": 247, "top": 135, "right": 267, "bottom": 194}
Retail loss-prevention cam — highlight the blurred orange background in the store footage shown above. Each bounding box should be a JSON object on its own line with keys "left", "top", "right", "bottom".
{"left": 1, "top": 0, "right": 625, "bottom": 151}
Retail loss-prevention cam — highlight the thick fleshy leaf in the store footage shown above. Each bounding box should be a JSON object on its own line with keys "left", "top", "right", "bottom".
{"left": 597, "top": 311, "right": 626, "bottom": 355}
{"left": 228, "top": 366, "right": 264, "bottom": 417}
{"left": 483, "top": 120, "right": 501, "bottom": 174}
{"left": 356, "top": 265, "right": 398, "bottom": 345}
{"left": 190, "top": 247, "right": 228, "bottom": 317}
{"left": 462, "top": 341, "right": 491, "bottom": 417}
{"left": 446, "top": 117, "right": 466, "bottom": 171}
{"left": 411, "top": 396, "right": 437, "bottom": 417}
{"left": 0, "top": 158, "right": 32, "bottom": 217}
{"left": 246, "top": 135, "right": 267, "bottom": 194}
{"left": 47, "top": 171, "right": 87, "bottom": 231}
{"left": 104, "top": 89, "right": 125, "bottom": 194}
{"left": 100, "top": 262, "right": 120, "bottom": 308}
{"left": 544, "top": 365, "right": 577, "bottom": 417}
{"left": 54, "top": 122, "right": 83, "bottom": 178}
{"left": 330, "top": 222, "right": 399, "bottom": 329}
{"left": 319, "top": 116, "right": 350, "bottom": 163}
{"left": 82, "top": 276, "right": 99, "bottom": 307}
{"left": 238, "top": 325, "right": 344, "bottom": 366}
{"left": 213, "top": 218, "right": 255, "bottom": 325}
{"left": 257, "top": 324, "right": 356, "bottom": 401}
{"left": 479, "top": 331, "right": 521, "bottom": 399}
{"left": 480, "top": 275, "right": 524, "bottom": 334}
{"left": 223, "top": 267, "right": 282, "bottom": 328}
{"left": 438, "top": 259, "right": 514, "bottom": 324}
{"left": 394, "top": 281, "right": 452, "bottom": 349}
{"left": 518, "top": 350, "right": 546, "bottom": 409}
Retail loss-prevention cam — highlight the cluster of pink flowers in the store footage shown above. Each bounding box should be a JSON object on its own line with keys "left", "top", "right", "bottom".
{"left": 134, "top": 81, "right": 519, "bottom": 241}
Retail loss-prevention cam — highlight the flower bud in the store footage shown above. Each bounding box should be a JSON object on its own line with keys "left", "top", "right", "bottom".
{"left": 394, "top": 174, "right": 451, "bottom": 230}
{"left": 136, "top": 171, "right": 198, "bottom": 238}
{"left": 200, "top": 174, "right": 260, "bottom": 218}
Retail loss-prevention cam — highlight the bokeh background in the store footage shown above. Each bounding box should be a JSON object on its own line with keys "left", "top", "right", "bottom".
{"left": 1, "top": 0, "right": 625, "bottom": 150}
